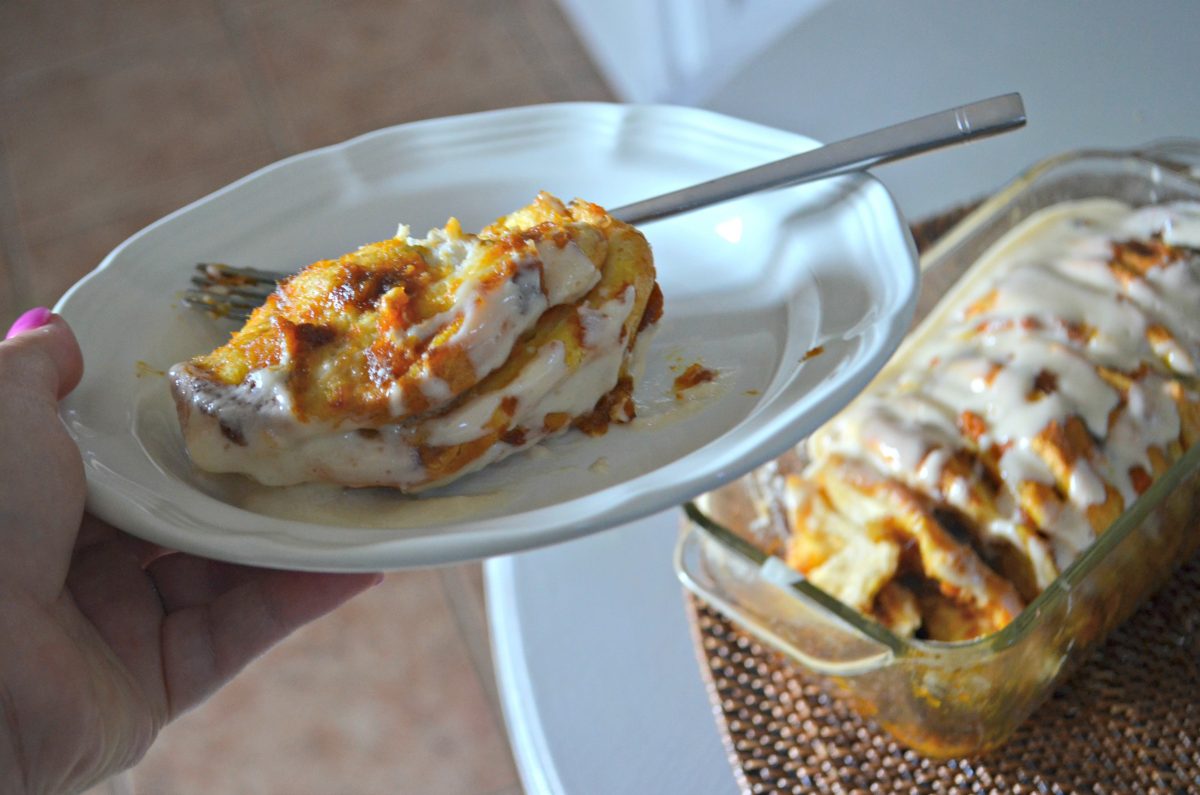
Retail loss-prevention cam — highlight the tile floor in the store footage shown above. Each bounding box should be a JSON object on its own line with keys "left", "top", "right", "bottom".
{"left": 1, "top": 1, "right": 612, "bottom": 792}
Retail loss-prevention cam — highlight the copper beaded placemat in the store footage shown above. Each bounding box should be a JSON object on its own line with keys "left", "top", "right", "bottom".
{"left": 682, "top": 208, "right": 1200, "bottom": 795}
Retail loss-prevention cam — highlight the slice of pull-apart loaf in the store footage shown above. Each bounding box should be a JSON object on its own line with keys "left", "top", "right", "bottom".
{"left": 170, "top": 192, "right": 662, "bottom": 491}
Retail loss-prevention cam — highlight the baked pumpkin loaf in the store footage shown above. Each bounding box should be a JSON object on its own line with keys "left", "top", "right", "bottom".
{"left": 170, "top": 192, "right": 662, "bottom": 491}
{"left": 759, "top": 199, "right": 1200, "bottom": 641}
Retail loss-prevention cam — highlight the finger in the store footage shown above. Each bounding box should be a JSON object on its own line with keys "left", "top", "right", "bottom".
{"left": 157, "top": 566, "right": 381, "bottom": 718}
{"left": 146, "top": 553, "right": 272, "bottom": 613}
{"left": 76, "top": 513, "right": 169, "bottom": 567}
{"left": 0, "top": 312, "right": 84, "bottom": 399}
{"left": 66, "top": 533, "right": 171, "bottom": 726}
{"left": 0, "top": 314, "right": 88, "bottom": 599}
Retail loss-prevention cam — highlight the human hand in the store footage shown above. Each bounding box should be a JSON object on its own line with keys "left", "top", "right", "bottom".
{"left": 0, "top": 309, "right": 382, "bottom": 794}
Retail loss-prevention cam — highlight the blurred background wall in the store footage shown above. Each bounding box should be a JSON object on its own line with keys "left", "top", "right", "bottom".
{"left": 566, "top": 0, "right": 1200, "bottom": 216}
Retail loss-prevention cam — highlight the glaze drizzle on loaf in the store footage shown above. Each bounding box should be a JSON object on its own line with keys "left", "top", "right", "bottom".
{"left": 769, "top": 200, "right": 1200, "bottom": 641}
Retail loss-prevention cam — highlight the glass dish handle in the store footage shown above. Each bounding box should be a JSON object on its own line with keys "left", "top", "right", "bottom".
{"left": 755, "top": 556, "right": 899, "bottom": 676}
{"left": 1135, "top": 138, "right": 1200, "bottom": 181}
{"left": 676, "top": 520, "right": 898, "bottom": 676}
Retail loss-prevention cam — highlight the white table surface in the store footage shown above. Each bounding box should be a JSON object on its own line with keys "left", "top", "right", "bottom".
{"left": 486, "top": 3, "right": 1200, "bottom": 793}
{"left": 487, "top": 510, "right": 738, "bottom": 795}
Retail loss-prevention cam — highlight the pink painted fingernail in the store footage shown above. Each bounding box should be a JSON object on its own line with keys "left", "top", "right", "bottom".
{"left": 5, "top": 307, "right": 53, "bottom": 340}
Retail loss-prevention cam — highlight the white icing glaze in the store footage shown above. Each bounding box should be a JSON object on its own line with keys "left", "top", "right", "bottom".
{"left": 538, "top": 240, "right": 601, "bottom": 304}
{"left": 384, "top": 230, "right": 600, "bottom": 416}
{"left": 808, "top": 199, "right": 1200, "bottom": 569}
{"left": 171, "top": 283, "right": 643, "bottom": 491}
{"left": 425, "top": 341, "right": 570, "bottom": 447}
{"left": 386, "top": 381, "right": 407, "bottom": 417}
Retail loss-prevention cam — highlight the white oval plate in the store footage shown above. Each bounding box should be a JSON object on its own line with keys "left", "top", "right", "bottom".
{"left": 56, "top": 103, "right": 917, "bottom": 571}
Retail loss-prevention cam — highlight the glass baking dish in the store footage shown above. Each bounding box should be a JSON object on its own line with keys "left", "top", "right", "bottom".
{"left": 675, "top": 142, "right": 1200, "bottom": 758}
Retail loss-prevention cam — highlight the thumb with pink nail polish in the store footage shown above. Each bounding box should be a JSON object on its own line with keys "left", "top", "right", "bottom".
{"left": 5, "top": 305, "right": 53, "bottom": 339}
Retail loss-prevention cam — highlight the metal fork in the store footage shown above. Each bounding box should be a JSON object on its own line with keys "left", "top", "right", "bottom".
{"left": 183, "top": 93, "right": 1025, "bottom": 320}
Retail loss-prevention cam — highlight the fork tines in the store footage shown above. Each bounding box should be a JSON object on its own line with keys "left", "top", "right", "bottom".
{"left": 184, "top": 262, "right": 283, "bottom": 320}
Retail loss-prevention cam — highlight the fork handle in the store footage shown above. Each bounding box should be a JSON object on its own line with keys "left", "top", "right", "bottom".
{"left": 609, "top": 93, "right": 1026, "bottom": 225}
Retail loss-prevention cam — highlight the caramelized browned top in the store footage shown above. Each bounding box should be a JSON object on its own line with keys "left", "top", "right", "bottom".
{"left": 185, "top": 195, "right": 635, "bottom": 424}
